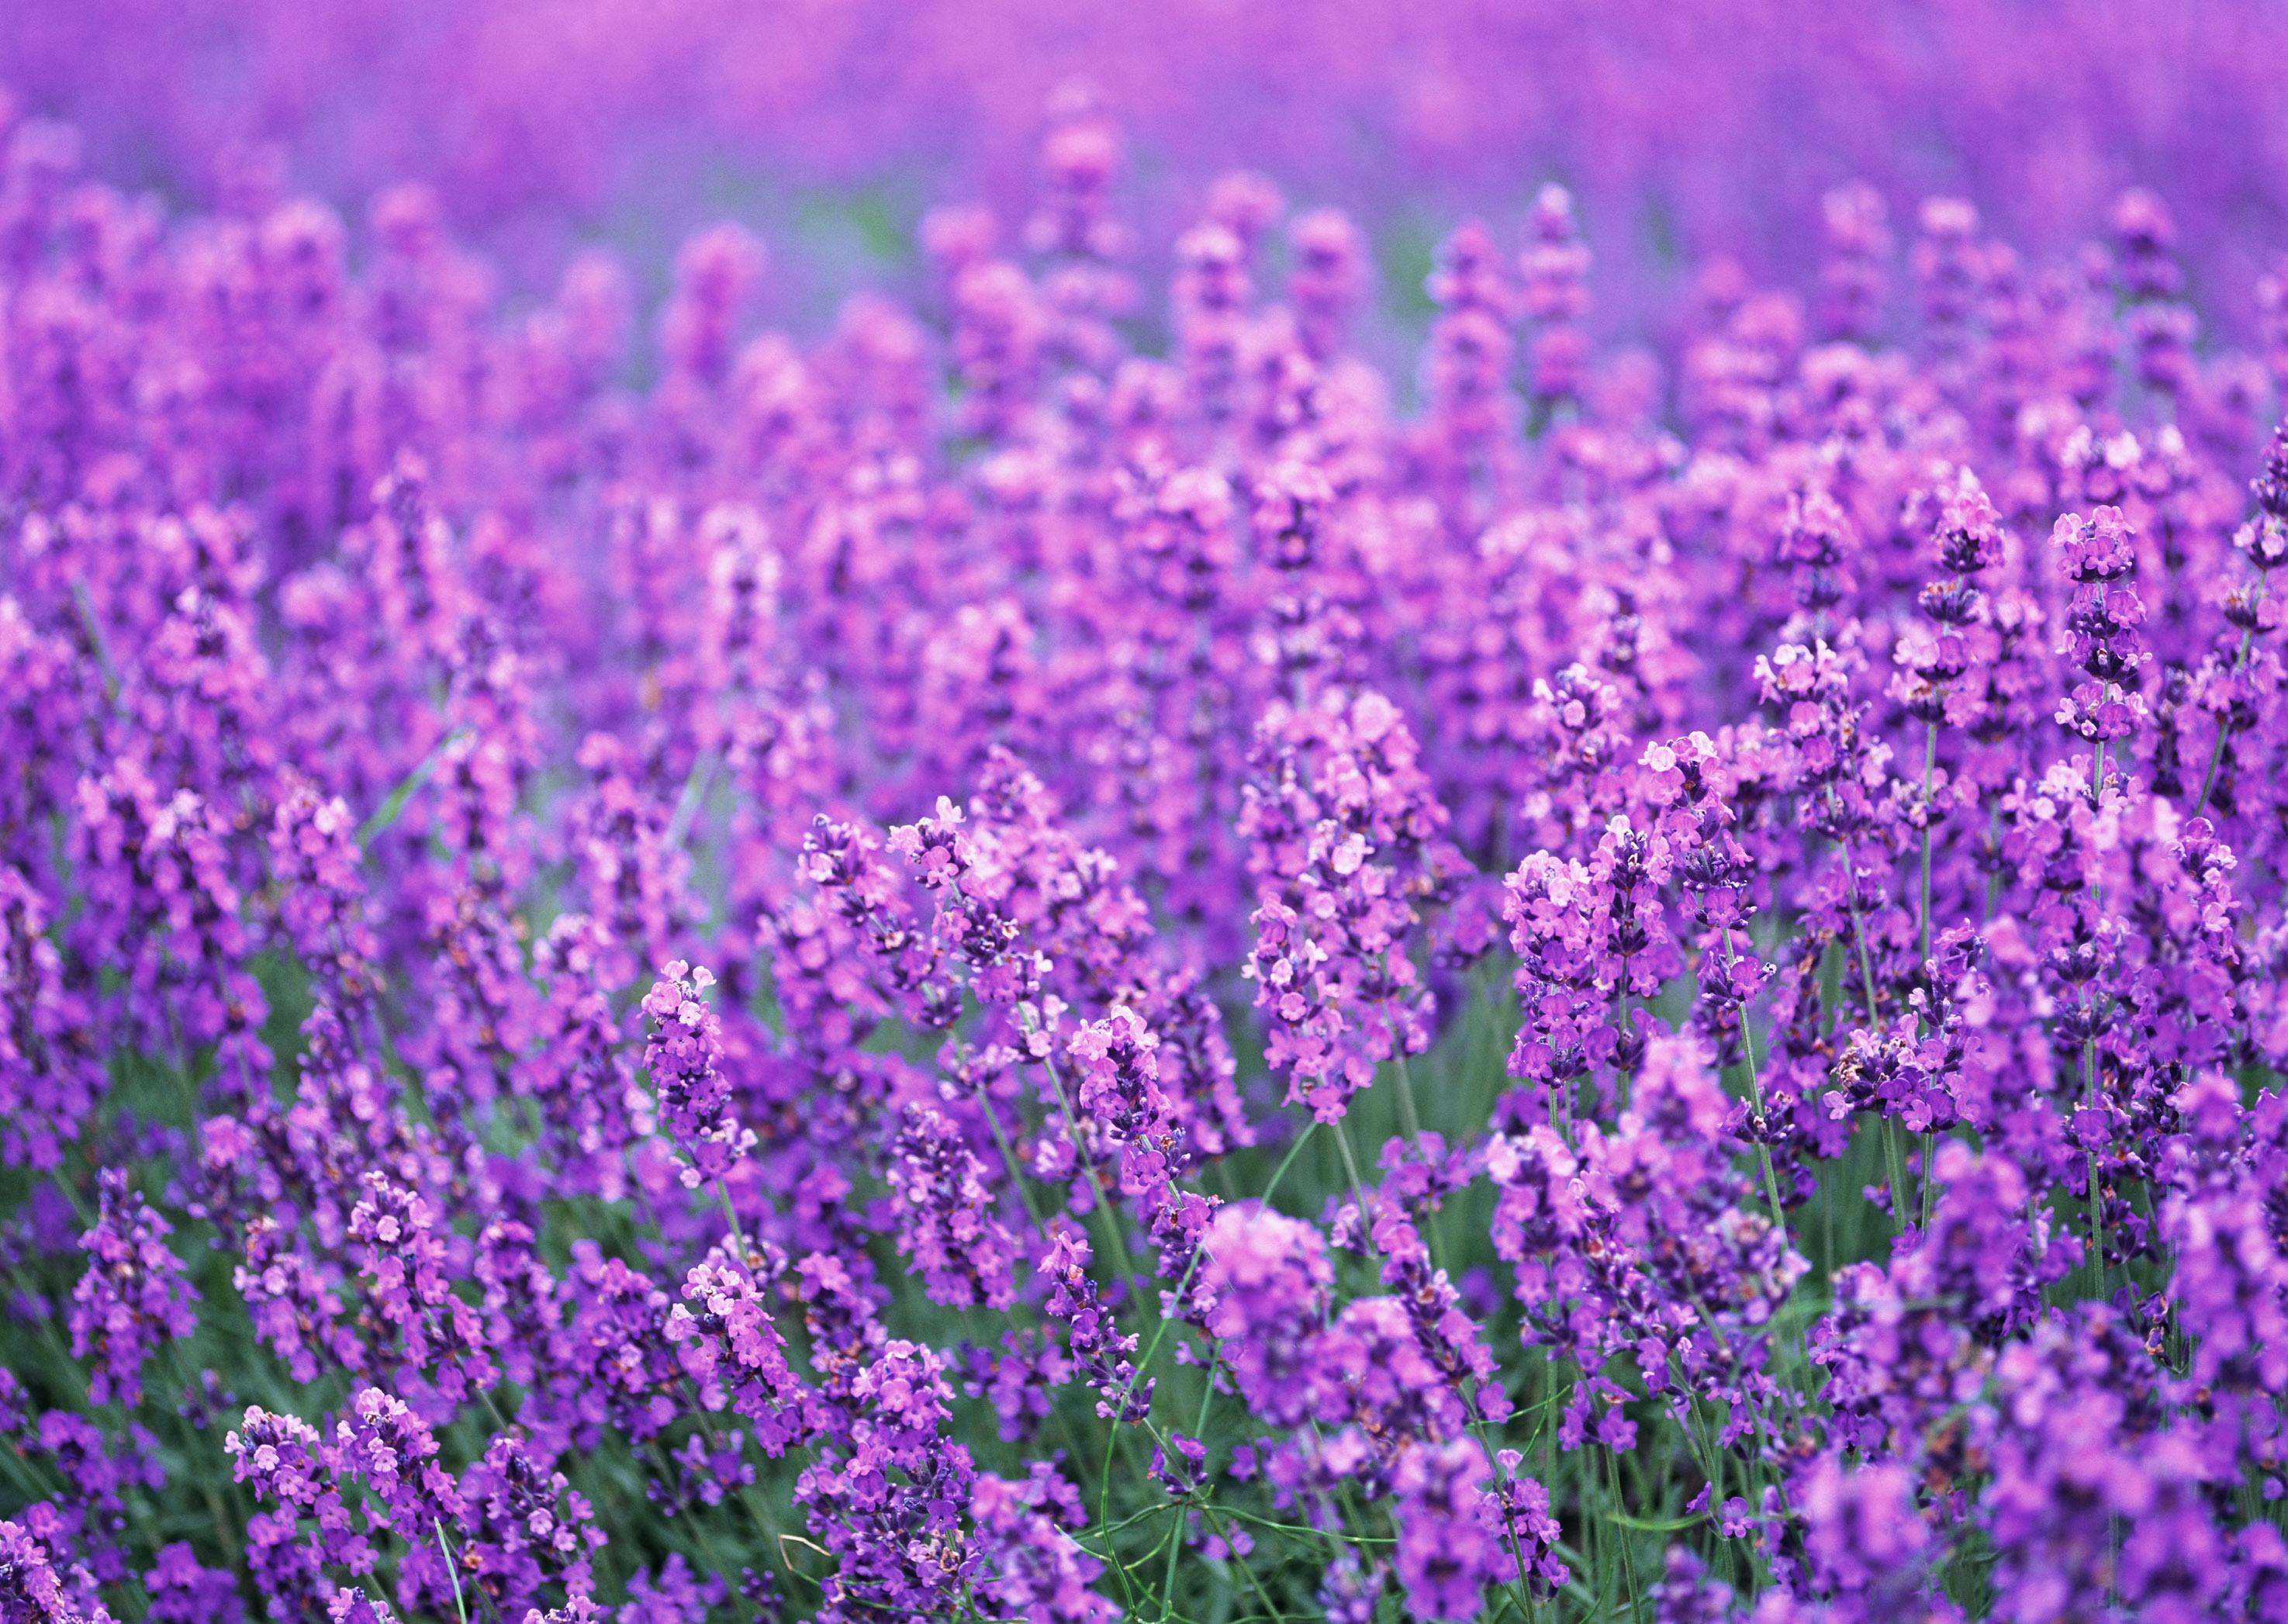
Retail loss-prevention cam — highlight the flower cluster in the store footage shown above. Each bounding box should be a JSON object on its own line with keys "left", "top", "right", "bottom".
{"left": 640, "top": 961, "right": 755, "bottom": 1189}
{"left": 67, "top": 1172, "right": 197, "bottom": 1408}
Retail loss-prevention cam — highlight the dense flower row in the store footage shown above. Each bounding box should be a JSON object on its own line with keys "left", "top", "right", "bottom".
{"left": 2, "top": 76, "right": 2288, "bottom": 1624}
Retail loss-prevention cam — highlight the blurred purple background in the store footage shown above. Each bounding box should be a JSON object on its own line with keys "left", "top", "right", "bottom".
{"left": 3, "top": 2, "right": 2280, "bottom": 323}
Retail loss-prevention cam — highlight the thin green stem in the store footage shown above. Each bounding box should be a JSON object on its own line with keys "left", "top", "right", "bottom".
{"left": 1109, "top": 1122, "right": 1317, "bottom": 1428}
{"left": 1917, "top": 721, "right": 1938, "bottom": 971}
{"left": 2193, "top": 565, "right": 2269, "bottom": 817}
{"left": 1332, "top": 1121, "right": 1381, "bottom": 1261}
{"left": 1160, "top": 1349, "right": 1230, "bottom": 1612}
{"left": 1916, "top": 721, "right": 1944, "bottom": 1232}
{"left": 2085, "top": 737, "right": 2109, "bottom": 1294}
{"left": 1603, "top": 1443, "right": 1643, "bottom": 1621}
{"left": 1391, "top": 1044, "right": 1426, "bottom": 1143}
{"left": 1884, "top": 1123, "right": 1914, "bottom": 1235}
{"left": 436, "top": 1520, "right": 472, "bottom": 1624}
{"left": 976, "top": 1089, "right": 1050, "bottom": 1235}
{"left": 1030, "top": 1018, "right": 1149, "bottom": 1301}
{"left": 1719, "top": 934, "right": 1789, "bottom": 1238}
{"left": 714, "top": 1178, "right": 750, "bottom": 1263}
{"left": 1462, "top": 1401, "right": 1547, "bottom": 1624}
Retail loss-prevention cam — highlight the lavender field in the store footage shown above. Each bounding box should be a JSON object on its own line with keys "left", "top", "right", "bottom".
{"left": 5, "top": 5, "right": 2288, "bottom": 1622}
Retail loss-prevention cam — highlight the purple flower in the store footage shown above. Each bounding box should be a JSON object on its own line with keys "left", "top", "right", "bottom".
{"left": 68, "top": 1173, "right": 197, "bottom": 1408}
{"left": 640, "top": 959, "right": 755, "bottom": 1188}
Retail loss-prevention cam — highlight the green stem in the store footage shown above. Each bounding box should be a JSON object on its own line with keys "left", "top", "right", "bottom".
{"left": 1917, "top": 722, "right": 1942, "bottom": 1231}
{"left": 1160, "top": 1349, "right": 1230, "bottom": 1611}
{"left": 1603, "top": 1444, "right": 1643, "bottom": 1621}
{"left": 1917, "top": 721, "right": 1938, "bottom": 971}
{"left": 2086, "top": 733, "right": 2110, "bottom": 1294}
{"left": 714, "top": 1178, "right": 750, "bottom": 1264}
{"left": 1332, "top": 1121, "right": 1381, "bottom": 1261}
{"left": 2193, "top": 565, "right": 2269, "bottom": 817}
{"left": 1391, "top": 1042, "right": 1426, "bottom": 1142}
{"left": 1719, "top": 934, "right": 1789, "bottom": 1237}
{"left": 1032, "top": 1019, "right": 1149, "bottom": 1302}
{"left": 976, "top": 1089, "right": 1050, "bottom": 1235}
{"left": 1108, "top": 1122, "right": 1317, "bottom": 1427}
{"left": 1463, "top": 1401, "right": 1547, "bottom": 1624}
{"left": 436, "top": 1520, "right": 472, "bottom": 1624}
{"left": 1884, "top": 1124, "right": 1913, "bottom": 1235}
